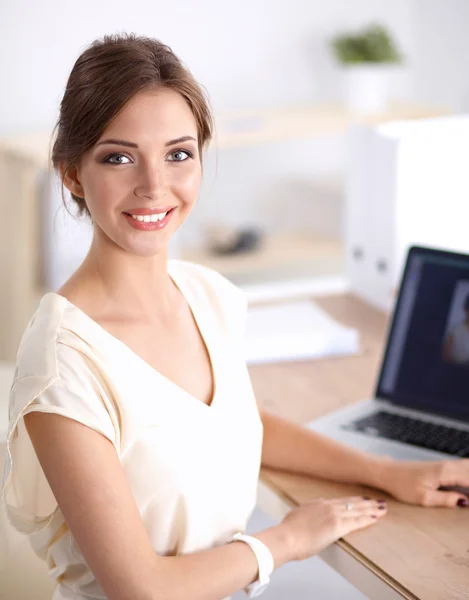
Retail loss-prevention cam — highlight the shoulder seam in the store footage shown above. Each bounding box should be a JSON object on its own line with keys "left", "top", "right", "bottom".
{"left": 53, "top": 295, "right": 67, "bottom": 383}
{"left": 12, "top": 294, "right": 67, "bottom": 387}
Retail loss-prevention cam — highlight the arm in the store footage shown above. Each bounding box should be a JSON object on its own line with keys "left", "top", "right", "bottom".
{"left": 24, "top": 412, "right": 291, "bottom": 600}
{"left": 258, "top": 412, "right": 469, "bottom": 509}
{"left": 259, "top": 409, "right": 390, "bottom": 489}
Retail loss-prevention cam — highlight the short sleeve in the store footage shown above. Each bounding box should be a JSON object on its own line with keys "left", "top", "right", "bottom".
{"left": 2, "top": 343, "right": 118, "bottom": 535}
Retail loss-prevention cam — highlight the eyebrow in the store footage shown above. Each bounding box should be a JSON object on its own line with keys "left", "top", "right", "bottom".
{"left": 95, "top": 135, "right": 197, "bottom": 148}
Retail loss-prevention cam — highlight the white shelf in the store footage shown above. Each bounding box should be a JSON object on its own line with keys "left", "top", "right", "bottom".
{"left": 213, "top": 102, "right": 450, "bottom": 149}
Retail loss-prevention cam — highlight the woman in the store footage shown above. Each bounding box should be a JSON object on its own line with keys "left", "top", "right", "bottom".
{"left": 2, "top": 33, "right": 469, "bottom": 600}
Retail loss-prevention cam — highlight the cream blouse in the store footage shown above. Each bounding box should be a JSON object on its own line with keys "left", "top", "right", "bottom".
{"left": 1, "top": 259, "right": 264, "bottom": 600}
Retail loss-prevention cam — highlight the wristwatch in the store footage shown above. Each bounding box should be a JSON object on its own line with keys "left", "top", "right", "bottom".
{"left": 231, "top": 532, "right": 274, "bottom": 597}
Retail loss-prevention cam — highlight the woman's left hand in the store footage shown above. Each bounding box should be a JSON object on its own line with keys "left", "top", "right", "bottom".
{"left": 378, "top": 459, "right": 469, "bottom": 507}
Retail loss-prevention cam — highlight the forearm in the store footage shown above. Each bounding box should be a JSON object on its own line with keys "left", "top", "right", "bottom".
{"left": 260, "top": 410, "right": 392, "bottom": 490}
{"left": 148, "top": 524, "right": 291, "bottom": 600}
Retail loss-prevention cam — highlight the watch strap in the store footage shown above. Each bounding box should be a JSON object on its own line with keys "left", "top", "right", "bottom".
{"left": 231, "top": 532, "right": 274, "bottom": 597}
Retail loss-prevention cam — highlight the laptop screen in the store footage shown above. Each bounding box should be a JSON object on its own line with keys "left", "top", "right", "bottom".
{"left": 377, "top": 246, "right": 469, "bottom": 421}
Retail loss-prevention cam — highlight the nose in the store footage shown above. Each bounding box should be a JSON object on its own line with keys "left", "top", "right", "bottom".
{"left": 133, "top": 161, "right": 168, "bottom": 200}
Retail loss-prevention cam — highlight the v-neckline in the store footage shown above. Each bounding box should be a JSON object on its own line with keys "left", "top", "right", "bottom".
{"left": 47, "top": 265, "right": 218, "bottom": 410}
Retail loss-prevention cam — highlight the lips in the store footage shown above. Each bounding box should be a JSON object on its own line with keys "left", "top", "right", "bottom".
{"left": 123, "top": 207, "right": 175, "bottom": 231}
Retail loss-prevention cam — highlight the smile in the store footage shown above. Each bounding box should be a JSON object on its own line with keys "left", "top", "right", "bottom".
{"left": 123, "top": 207, "right": 175, "bottom": 231}
{"left": 128, "top": 212, "right": 167, "bottom": 223}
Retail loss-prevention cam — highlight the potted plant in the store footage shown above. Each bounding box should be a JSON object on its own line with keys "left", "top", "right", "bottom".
{"left": 330, "top": 23, "right": 404, "bottom": 114}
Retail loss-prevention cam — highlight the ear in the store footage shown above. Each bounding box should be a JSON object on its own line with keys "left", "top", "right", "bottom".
{"left": 59, "top": 161, "right": 85, "bottom": 198}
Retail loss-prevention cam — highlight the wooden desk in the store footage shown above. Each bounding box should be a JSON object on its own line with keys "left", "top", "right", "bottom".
{"left": 249, "top": 294, "right": 469, "bottom": 600}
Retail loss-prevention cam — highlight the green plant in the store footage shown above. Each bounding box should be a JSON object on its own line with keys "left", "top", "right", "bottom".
{"left": 330, "top": 23, "right": 403, "bottom": 65}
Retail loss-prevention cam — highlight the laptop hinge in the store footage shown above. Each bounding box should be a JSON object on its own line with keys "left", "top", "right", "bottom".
{"left": 374, "top": 398, "right": 392, "bottom": 408}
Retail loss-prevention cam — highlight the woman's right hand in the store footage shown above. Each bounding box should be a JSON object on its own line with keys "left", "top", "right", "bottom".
{"left": 279, "top": 496, "right": 387, "bottom": 562}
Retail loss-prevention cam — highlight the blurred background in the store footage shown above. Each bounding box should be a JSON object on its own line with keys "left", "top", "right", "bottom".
{"left": 1, "top": 0, "right": 468, "bottom": 362}
{"left": 1, "top": 1, "right": 469, "bottom": 598}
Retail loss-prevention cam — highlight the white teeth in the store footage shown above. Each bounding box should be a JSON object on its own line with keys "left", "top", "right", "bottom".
{"left": 130, "top": 211, "right": 168, "bottom": 223}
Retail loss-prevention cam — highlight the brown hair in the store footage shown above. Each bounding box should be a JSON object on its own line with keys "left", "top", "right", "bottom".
{"left": 51, "top": 32, "right": 213, "bottom": 218}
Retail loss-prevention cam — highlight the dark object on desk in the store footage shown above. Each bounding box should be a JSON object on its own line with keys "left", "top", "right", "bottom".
{"left": 207, "top": 225, "right": 263, "bottom": 256}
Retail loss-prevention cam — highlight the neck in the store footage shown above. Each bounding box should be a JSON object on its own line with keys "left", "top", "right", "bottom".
{"left": 72, "top": 230, "right": 177, "bottom": 321}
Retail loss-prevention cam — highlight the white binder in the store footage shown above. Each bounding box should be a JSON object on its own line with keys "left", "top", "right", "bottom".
{"left": 346, "top": 115, "right": 469, "bottom": 312}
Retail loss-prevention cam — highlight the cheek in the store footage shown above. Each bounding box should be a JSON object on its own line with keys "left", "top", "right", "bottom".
{"left": 170, "top": 164, "right": 201, "bottom": 202}
{"left": 84, "top": 170, "right": 125, "bottom": 213}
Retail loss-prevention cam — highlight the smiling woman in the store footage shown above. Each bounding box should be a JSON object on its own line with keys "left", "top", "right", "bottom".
{"left": 1, "top": 32, "right": 391, "bottom": 600}
{"left": 1, "top": 33, "right": 269, "bottom": 600}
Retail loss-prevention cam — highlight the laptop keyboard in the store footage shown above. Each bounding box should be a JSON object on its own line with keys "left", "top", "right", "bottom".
{"left": 342, "top": 411, "right": 469, "bottom": 457}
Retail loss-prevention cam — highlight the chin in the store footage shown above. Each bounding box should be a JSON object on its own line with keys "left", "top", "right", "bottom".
{"left": 99, "top": 227, "right": 169, "bottom": 258}
{"left": 124, "top": 239, "right": 170, "bottom": 258}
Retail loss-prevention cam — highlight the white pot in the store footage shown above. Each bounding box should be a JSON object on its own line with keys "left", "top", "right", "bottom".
{"left": 342, "top": 64, "right": 394, "bottom": 114}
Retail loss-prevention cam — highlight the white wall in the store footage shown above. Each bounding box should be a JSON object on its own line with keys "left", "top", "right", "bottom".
{"left": 1, "top": 0, "right": 414, "bottom": 137}
{"left": 411, "top": 0, "right": 469, "bottom": 112}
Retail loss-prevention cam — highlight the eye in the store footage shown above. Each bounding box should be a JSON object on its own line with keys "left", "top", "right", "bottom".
{"left": 103, "top": 153, "right": 131, "bottom": 165}
{"left": 167, "top": 149, "right": 192, "bottom": 162}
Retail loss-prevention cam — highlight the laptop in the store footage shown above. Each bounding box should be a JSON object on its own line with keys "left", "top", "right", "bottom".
{"left": 307, "top": 245, "right": 469, "bottom": 470}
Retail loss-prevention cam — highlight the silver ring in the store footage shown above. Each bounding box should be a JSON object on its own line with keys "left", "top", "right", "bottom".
{"left": 345, "top": 502, "right": 352, "bottom": 511}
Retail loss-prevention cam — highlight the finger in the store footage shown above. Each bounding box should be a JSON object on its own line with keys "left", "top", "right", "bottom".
{"left": 421, "top": 490, "right": 469, "bottom": 508}
{"left": 331, "top": 497, "right": 387, "bottom": 512}
{"left": 342, "top": 513, "right": 382, "bottom": 536}
{"left": 341, "top": 501, "right": 387, "bottom": 519}
{"left": 439, "top": 460, "right": 469, "bottom": 487}
{"left": 329, "top": 496, "right": 375, "bottom": 506}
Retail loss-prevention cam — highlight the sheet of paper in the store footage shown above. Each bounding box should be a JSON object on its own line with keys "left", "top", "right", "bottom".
{"left": 245, "top": 299, "right": 359, "bottom": 365}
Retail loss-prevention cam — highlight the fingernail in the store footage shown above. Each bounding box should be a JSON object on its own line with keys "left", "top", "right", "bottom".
{"left": 378, "top": 499, "right": 387, "bottom": 504}
{"left": 378, "top": 505, "right": 386, "bottom": 510}
{"left": 363, "top": 496, "right": 371, "bottom": 500}
{"left": 457, "top": 498, "right": 468, "bottom": 507}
